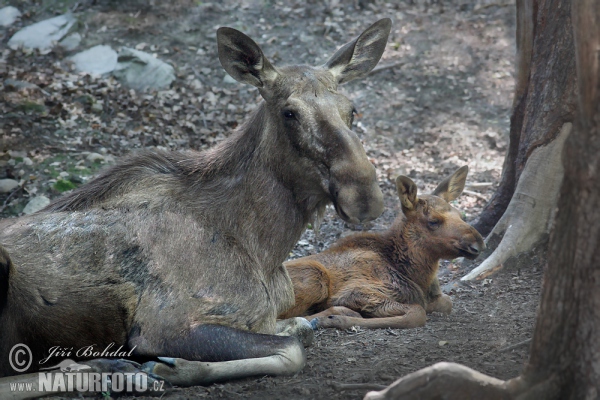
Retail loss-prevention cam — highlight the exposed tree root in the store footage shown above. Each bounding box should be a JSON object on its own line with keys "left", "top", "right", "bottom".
{"left": 462, "top": 123, "right": 571, "bottom": 281}
{"left": 362, "top": 362, "right": 515, "bottom": 400}
{"left": 361, "top": 362, "right": 564, "bottom": 400}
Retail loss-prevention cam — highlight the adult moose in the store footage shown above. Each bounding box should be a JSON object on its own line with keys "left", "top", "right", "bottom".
{"left": 0, "top": 19, "right": 390, "bottom": 390}
{"left": 280, "top": 166, "right": 485, "bottom": 329}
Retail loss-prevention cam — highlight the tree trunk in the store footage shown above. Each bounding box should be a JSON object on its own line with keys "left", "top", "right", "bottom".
{"left": 364, "top": 0, "right": 600, "bottom": 398}
{"left": 463, "top": 0, "right": 578, "bottom": 280}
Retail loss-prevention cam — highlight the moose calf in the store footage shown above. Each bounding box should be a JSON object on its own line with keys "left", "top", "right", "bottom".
{"left": 280, "top": 166, "right": 485, "bottom": 329}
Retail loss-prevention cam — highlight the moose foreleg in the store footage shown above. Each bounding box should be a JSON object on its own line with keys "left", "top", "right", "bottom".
{"left": 313, "top": 303, "right": 426, "bottom": 330}
{"left": 425, "top": 277, "right": 452, "bottom": 315}
{"left": 275, "top": 317, "right": 315, "bottom": 347}
{"left": 133, "top": 324, "right": 306, "bottom": 387}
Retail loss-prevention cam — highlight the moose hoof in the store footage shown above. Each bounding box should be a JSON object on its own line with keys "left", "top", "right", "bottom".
{"left": 82, "top": 358, "right": 171, "bottom": 394}
{"left": 276, "top": 317, "right": 315, "bottom": 347}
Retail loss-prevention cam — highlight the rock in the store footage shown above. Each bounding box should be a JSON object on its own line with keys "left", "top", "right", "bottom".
{"left": 86, "top": 152, "right": 105, "bottom": 162}
{"left": 113, "top": 47, "right": 175, "bottom": 91}
{"left": 0, "top": 179, "right": 19, "bottom": 193}
{"left": 69, "top": 45, "right": 118, "bottom": 75}
{"left": 23, "top": 157, "right": 33, "bottom": 166}
{"left": 23, "top": 196, "right": 50, "bottom": 215}
{"left": 4, "top": 79, "right": 40, "bottom": 92}
{"left": 222, "top": 74, "right": 237, "bottom": 84}
{"left": 91, "top": 102, "right": 103, "bottom": 113}
{"left": 0, "top": 6, "right": 21, "bottom": 27}
{"left": 59, "top": 32, "right": 81, "bottom": 51}
{"left": 8, "top": 13, "right": 76, "bottom": 54}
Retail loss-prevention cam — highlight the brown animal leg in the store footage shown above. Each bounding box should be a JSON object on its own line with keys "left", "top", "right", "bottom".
{"left": 132, "top": 324, "right": 306, "bottom": 387}
{"left": 275, "top": 317, "right": 315, "bottom": 347}
{"left": 304, "top": 306, "right": 362, "bottom": 320}
{"left": 426, "top": 294, "right": 452, "bottom": 315}
{"left": 279, "top": 260, "right": 331, "bottom": 319}
{"left": 314, "top": 304, "right": 426, "bottom": 330}
{"left": 426, "top": 277, "right": 452, "bottom": 314}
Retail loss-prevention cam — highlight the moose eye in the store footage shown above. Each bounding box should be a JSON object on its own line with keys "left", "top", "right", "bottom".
{"left": 428, "top": 219, "right": 441, "bottom": 229}
{"left": 283, "top": 110, "right": 296, "bottom": 120}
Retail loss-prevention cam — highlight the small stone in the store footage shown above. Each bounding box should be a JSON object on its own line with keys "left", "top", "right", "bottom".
{"left": 0, "top": 6, "right": 21, "bottom": 27}
{"left": 4, "top": 79, "right": 39, "bottom": 92}
{"left": 8, "top": 13, "right": 76, "bottom": 54}
{"left": 222, "top": 74, "right": 237, "bottom": 84}
{"left": 113, "top": 47, "right": 176, "bottom": 91}
{"left": 23, "top": 157, "right": 33, "bottom": 166}
{"left": 0, "top": 179, "right": 19, "bottom": 193}
{"left": 69, "top": 45, "right": 118, "bottom": 75}
{"left": 87, "top": 153, "right": 105, "bottom": 162}
{"left": 439, "top": 341, "right": 448, "bottom": 346}
{"left": 59, "top": 32, "right": 81, "bottom": 51}
{"left": 91, "top": 102, "right": 103, "bottom": 113}
{"left": 23, "top": 196, "right": 50, "bottom": 215}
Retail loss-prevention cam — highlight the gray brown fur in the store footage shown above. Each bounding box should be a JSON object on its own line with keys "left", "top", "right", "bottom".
{"left": 0, "top": 19, "right": 391, "bottom": 382}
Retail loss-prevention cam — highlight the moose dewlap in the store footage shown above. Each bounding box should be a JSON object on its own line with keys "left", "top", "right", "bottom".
{"left": 0, "top": 19, "right": 391, "bottom": 389}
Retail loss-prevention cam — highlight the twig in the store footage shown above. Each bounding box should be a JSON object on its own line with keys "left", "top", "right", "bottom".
{"left": 370, "top": 62, "right": 405, "bottom": 75}
{"left": 329, "top": 382, "right": 388, "bottom": 391}
{"left": 497, "top": 338, "right": 532, "bottom": 353}
{"left": 463, "top": 306, "right": 477, "bottom": 314}
{"left": 0, "top": 186, "right": 23, "bottom": 213}
{"left": 463, "top": 189, "right": 488, "bottom": 201}
{"left": 466, "top": 182, "right": 493, "bottom": 190}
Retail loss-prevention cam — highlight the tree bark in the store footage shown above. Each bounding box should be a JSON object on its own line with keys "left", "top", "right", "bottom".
{"left": 364, "top": 0, "right": 600, "bottom": 397}
{"left": 463, "top": 0, "right": 578, "bottom": 280}
{"left": 472, "top": 0, "right": 577, "bottom": 236}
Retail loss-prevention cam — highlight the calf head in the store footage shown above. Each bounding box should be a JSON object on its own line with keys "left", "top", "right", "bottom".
{"left": 396, "top": 166, "right": 485, "bottom": 260}
{"left": 216, "top": 20, "right": 390, "bottom": 224}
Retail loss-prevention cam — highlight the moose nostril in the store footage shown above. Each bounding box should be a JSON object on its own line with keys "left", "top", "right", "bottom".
{"left": 468, "top": 244, "right": 481, "bottom": 255}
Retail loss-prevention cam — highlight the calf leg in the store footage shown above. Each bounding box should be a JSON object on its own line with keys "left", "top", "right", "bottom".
{"left": 132, "top": 324, "right": 306, "bottom": 387}
{"left": 426, "top": 277, "right": 452, "bottom": 314}
{"left": 314, "top": 303, "right": 426, "bottom": 330}
{"left": 304, "top": 306, "right": 362, "bottom": 320}
{"left": 279, "top": 260, "right": 331, "bottom": 319}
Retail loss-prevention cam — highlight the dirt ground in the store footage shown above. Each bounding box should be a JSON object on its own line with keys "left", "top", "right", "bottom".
{"left": 1, "top": 0, "right": 542, "bottom": 399}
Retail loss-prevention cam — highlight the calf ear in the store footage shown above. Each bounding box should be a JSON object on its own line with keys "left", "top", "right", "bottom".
{"left": 324, "top": 18, "right": 391, "bottom": 84}
{"left": 432, "top": 165, "right": 469, "bottom": 202}
{"left": 396, "top": 176, "right": 418, "bottom": 211}
{"left": 217, "top": 27, "right": 280, "bottom": 93}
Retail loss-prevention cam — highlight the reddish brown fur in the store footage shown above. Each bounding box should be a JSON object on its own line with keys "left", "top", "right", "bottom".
{"left": 280, "top": 166, "right": 485, "bottom": 330}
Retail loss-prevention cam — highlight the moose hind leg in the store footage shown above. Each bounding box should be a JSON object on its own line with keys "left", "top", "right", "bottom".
{"left": 134, "top": 324, "right": 306, "bottom": 387}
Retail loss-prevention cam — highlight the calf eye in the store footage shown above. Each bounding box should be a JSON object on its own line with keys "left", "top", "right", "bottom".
{"left": 428, "top": 219, "right": 441, "bottom": 229}
{"left": 283, "top": 110, "right": 296, "bottom": 120}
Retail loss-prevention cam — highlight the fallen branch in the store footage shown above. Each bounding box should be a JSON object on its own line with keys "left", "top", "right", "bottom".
{"left": 463, "top": 189, "right": 488, "bottom": 201}
{"left": 370, "top": 62, "right": 405, "bottom": 75}
{"left": 363, "top": 362, "right": 514, "bottom": 400}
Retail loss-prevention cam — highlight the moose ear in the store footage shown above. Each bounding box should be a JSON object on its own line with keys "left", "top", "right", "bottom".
{"left": 396, "top": 175, "right": 418, "bottom": 211}
{"left": 432, "top": 165, "right": 469, "bottom": 202}
{"left": 217, "top": 27, "right": 280, "bottom": 91}
{"left": 324, "top": 18, "right": 391, "bottom": 84}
